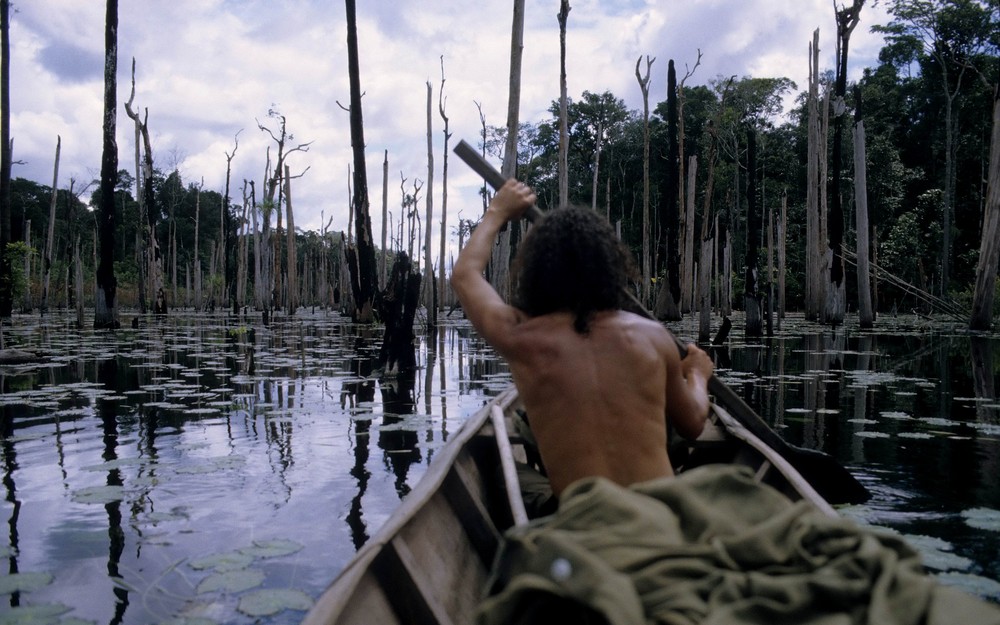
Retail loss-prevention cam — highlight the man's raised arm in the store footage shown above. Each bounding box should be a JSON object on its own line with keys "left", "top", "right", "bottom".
{"left": 450, "top": 179, "right": 536, "bottom": 352}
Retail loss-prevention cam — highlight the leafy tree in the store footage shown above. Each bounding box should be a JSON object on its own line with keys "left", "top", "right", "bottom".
{"left": 874, "top": 0, "right": 998, "bottom": 295}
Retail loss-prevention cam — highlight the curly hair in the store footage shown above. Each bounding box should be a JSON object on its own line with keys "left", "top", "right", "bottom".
{"left": 512, "top": 205, "right": 637, "bottom": 334}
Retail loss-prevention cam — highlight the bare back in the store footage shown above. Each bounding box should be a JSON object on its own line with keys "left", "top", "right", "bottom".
{"left": 449, "top": 180, "right": 711, "bottom": 499}
{"left": 502, "top": 310, "right": 684, "bottom": 497}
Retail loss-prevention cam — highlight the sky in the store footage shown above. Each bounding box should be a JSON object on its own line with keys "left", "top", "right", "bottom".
{"left": 8, "top": 0, "right": 894, "bottom": 259}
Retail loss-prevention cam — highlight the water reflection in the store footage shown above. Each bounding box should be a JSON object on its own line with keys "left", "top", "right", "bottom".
{"left": 0, "top": 311, "right": 510, "bottom": 624}
{"left": 699, "top": 316, "right": 1000, "bottom": 600}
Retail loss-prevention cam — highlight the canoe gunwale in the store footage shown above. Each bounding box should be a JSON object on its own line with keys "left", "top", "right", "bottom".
{"left": 302, "top": 385, "right": 520, "bottom": 625}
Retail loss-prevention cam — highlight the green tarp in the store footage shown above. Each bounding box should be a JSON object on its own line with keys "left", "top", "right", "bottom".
{"left": 478, "top": 465, "right": 1000, "bottom": 625}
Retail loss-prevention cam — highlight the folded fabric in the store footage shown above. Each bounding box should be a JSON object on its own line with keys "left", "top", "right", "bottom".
{"left": 477, "top": 465, "right": 1000, "bottom": 625}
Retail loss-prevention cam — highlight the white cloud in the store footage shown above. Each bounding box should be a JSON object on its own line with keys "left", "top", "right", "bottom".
{"left": 9, "top": 0, "right": 890, "bottom": 255}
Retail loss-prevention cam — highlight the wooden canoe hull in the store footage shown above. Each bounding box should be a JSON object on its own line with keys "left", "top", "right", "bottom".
{"left": 303, "top": 385, "right": 834, "bottom": 625}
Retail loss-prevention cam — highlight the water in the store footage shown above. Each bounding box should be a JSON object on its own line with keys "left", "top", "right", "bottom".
{"left": 0, "top": 310, "right": 998, "bottom": 623}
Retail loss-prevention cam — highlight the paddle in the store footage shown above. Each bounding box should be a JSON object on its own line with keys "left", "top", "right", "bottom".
{"left": 452, "top": 139, "right": 869, "bottom": 505}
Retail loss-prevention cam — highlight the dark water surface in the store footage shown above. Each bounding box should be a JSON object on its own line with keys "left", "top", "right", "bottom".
{"left": 0, "top": 310, "right": 998, "bottom": 623}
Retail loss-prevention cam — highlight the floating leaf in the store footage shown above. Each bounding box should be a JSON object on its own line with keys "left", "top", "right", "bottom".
{"left": 880, "top": 411, "right": 913, "bottom": 420}
{"left": 189, "top": 551, "right": 254, "bottom": 572}
{"left": 71, "top": 485, "right": 125, "bottom": 505}
{"left": 155, "top": 616, "right": 219, "bottom": 625}
{"left": 196, "top": 568, "right": 265, "bottom": 594}
{"left": 0, "top": 571, "right": 53, "bottom": 594}
{"left": 855, "top": 431, "right": 891, "bottom": 439}
{"left": 935, "top": 571, "right": 1000, "bottom": 600}
{"left": 961, "top": 508, "right": 1000, "bottom": 533}
{"left": 901, "top": 534, "right": 973, "bottom": 572}
{"left": 240, "top": 539, "right": 303, "bottom": 559}
{"left": 0, "top": 603, "right": 71, "bottom": 624}
{"left": 237, "top": 588, "right": 313, "bottom": 617}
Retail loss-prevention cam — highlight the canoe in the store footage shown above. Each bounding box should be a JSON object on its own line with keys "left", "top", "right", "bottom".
{"left": 302, "top": 384, "right": 839, "bottom": 625}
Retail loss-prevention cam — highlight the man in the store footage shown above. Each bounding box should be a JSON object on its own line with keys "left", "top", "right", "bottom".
{"left": 451, "top": 179, "right": 714, "bottom": 498}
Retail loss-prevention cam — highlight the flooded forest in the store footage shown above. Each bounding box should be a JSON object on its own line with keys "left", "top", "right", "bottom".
{"left": 0, "top": 0, "right": 999, "bottom": 623}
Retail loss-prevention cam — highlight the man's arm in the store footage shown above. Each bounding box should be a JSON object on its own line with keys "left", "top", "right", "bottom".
{"left": 451, "top": 179, "right": 536, "bottom": 354}
{"left": 665, "top": 342, "right": 713, "bottom": 440}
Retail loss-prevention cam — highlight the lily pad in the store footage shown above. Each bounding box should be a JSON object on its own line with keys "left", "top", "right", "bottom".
{"left": 961, "top": 508, "right": 1000, "bottom": 533}
{"left": 0, "top": 603, "right": 71, "bottom": 624}
{"left": 71, "top": 485, "right": 125, "bottom": 505}
{"left": 935, "top": 571, "right": 1000, "bottom": 600}
{"left": 901, "top": 534, "right": 973, "bottom": 572}
{"left": 0, "top": 571, "right": 54, "bottom": 594}
{"left": 855, "top": 431, "right": 891, "bottom": 439}
{"left": 237, "top": 588, "right": 313, "bottom": 617}
{"left": 239, "top": 539, "right": 304, "bottom": 559}
{"left": 189, "top": 551, "right": 254, "bottom": 572}
{"left": 196, "top": 568, "right": 265, "bottom": 594}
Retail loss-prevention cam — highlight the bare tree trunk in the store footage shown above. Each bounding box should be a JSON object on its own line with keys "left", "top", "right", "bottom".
{"left": 698, "top": 236, "right": 713, "bottom": 342}
{"left": 94, "top": 0, "right": 119, "bottom": 329}
{"left": 654, "top": 60, "right": 681, "bottom": 321}
{"left": 424, "top": 81, "right": 436, "bottom": 328}
{"left": 380, "top": 149, "right": 388, "bottom": 289}
{"left": 488, "top": 0, "right": 525, "bottom": 301}
{"left": 194, "top": 183, "right": 202, "bottom": 311}
{"left": 21, "top": 219, "right": 29, "bottom": 311}
{"left": 224, "top": 133, "right": 239, "bottom": 314}
{"left": 285, "top": 164, "right": 297, "bottom": 315}
{"left": 854, "top": 88, "right": 874, "bottom": 328}
{"left": 345, "top": 0, "right": 378, "bottom": 322}
{"left": 251, "top": 181, "right": 263, "bottom": 310}
{"left": 683, "top": 155, "right": 697, "bottom": 312}
{"left": 677, "top": 52, "right": 701, "bottom": 313}
{"left": 591, "top": 121, "right": 603, "bottom": 212}
{"left": 825, "top": 0, "right": 862, "bottom": 326}
{"left": 0, "top": 0, "right": 12, "bottom": 319}
{"left": 806, "top": 30, "right": 821, "bottom": 320}
{"left": 779, "top": 189, "right": 787, "bottom": 323}
{"left": 970, "top": 93, "right": 1000, "bottom": 330}
{"left": 41, "top": 136, "right": 60, "bottom": 314}
{"left": 635, "top": 55, "right": 654, "bottom": 306}
{"left": 557, "top": 0, "right": 570, "bottom": 207}
{"left": 745, "top": 128, "right": 762, "bottom": 337}
{"left": 438, "top": 57, "right": 451, "bottom": 313}
{"left": 74, "top": 235, "right": 84, "bottom": 328}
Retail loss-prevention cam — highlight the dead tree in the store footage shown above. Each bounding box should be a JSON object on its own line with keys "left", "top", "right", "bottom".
{"left": 0, "top": 0, "right": 12, "bottom": 319}
{"left": 194, "top": 181, "right": 202, "bottom": 311}
{"left": 487, "top": 0, "right": 526, "bottom": 302}
{"left": 854, "top": 85, "right": 874, "bottom": 328}
{"left": 825, "top": 0, "right": 863, "bottom": 325}
{"left": 344, "top": 0, "right": 379, "bottom": 322}
{"left": 678, "top": 50, "right": 702, "bottom": 312}
{"left": 745, "top": 128, "right": 763, "bottom": 337}
{"left": 635, "top": 55, "right": 655, "bottom": 306}
{"left": 95, "top": 0, "right": 119, "bottom": 329}
{"left": 806, "top": 30, "right": 830, "bottom": 320}
{"left": 224, "top": 131, "right": 240, "bottom": 314}
{"left": 970, "top": 89, "right": 1000, "bottom": 330}
{"left": 438, "top": 56, "right": 452, "bottom": 313}
{"left": 557, "top": 0, "right": 570, "bottom": 207}
{"left": 285, "top": 164, "right": 298, "bottom": 315}
{"left": 424, "top": 81, "right": 436, "bottom": 329}
{"left": 41, "top": 136, "right": 60, "bottom": 314}
{"left": 653, "top": 60, "right": 681, "bottom": 321}
{"left": 380, "top": 149, "right": 389, "bottom": 289}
